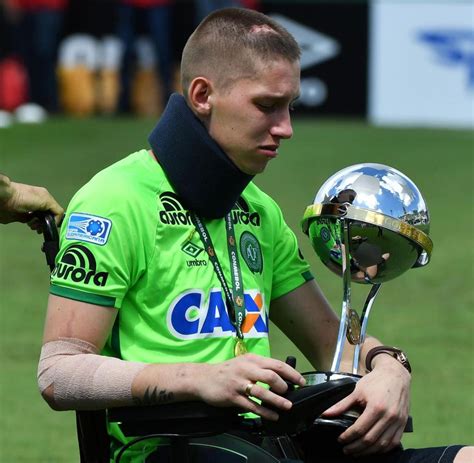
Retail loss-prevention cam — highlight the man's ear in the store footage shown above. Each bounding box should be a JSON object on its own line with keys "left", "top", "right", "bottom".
{"left": 187, "top": 77, "right": 213, "bottom": 116}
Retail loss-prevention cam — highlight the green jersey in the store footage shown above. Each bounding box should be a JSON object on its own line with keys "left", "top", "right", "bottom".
{"left": 50, "top": 149, "right": 313, "bottom": 459}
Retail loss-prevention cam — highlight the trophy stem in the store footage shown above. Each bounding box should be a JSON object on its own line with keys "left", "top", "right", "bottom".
{"left": 352, "top": 283, "right": 382, "bottom": 374}
{"left": 330, "top": 220, "right": 353, "bottom": 373}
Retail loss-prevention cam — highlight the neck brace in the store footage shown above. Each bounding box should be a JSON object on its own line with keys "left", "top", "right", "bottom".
{"left": 148, "top": 93, "right": 254, "bottom": 219}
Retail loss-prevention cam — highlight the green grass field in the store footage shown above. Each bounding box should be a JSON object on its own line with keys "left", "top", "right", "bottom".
{"left": 1, "top": 117, "right": 473, "bottom": 461}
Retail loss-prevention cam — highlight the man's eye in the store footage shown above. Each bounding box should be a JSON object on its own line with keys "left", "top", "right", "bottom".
{"left": 256, "top": 103, "right": 274, "bottom": 112}
{"left": 257, "top": 101, "right": 296, "bottom": 113}
{"left": 290, "top": 98, "right": 299, "bottom": 111}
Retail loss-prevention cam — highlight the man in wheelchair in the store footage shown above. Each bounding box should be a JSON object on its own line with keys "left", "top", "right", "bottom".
{"left": 36, "top": 8, "right": 472, "bottom": 463}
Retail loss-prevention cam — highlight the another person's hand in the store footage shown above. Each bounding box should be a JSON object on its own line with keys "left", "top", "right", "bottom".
{"left": 322, "top": 356, "right": 411, "bottom": 456}
{"left": 0, "top": 174, "right": 64, "bottom": 229}
{"left": 193, "top": 353, "right": 306, "bottom": 421}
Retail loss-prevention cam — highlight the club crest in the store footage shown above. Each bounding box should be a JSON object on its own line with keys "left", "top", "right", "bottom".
{"left": 240, "top": 232, "right": 263, "bottom": 274}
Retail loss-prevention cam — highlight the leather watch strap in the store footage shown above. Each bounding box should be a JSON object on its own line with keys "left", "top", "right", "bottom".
{"left": 365, "top": 346, "right": 412, "bottom": 373}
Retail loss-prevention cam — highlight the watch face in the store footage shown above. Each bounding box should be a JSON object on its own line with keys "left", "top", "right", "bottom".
{"left": 394, "top": 350, "right": 411, "bottom": 372}
{"left": 366, "top": 346, "right": 411, "bottom": 373}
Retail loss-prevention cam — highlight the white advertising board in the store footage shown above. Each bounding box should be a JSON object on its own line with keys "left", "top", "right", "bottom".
{"left": 369, "top": 1, "right": 474, "bottom": 128}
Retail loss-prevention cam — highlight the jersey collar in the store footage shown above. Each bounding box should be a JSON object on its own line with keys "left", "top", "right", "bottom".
{"left": 148, "top": 93, "right": 254, "bottom": 219}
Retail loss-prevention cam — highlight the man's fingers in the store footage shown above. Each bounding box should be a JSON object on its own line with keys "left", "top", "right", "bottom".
{"left": 322, "top": 393, "right": 357, "bottom": 417}
{"left": 27, "top": 216, "right": 45, "bottom": 233}
{"left": 43, "top": 199, "right": 64, "bottom": 225}
{"left": 247, "top": 354, "right": 305, "bottom": 387}
{"left": 344, "top": 420, "right": 401, "bottom": 456}
{"left": 337, "top": 403, "right": 383, "bottom": 445}
{"left": 234, "top": 394, "right": 280, "bottom": 421}
{"left": 338, "top": 402, "right": 406, "bottom": 455}
{"left": 10, "top": 182, "right": 64, "bottom": 223}
{"left": 246, "top": 383, "right": 292, "bottom": 412}
{"left": 256, "top": 368, "right": 290, "bottom": 395}
{"left": 0, "top": 211, "right": 25, "bottom": 224}
{"left": 53, "top": 210, "right": 65, "bottom": 226}
{"left": 391, "top": 424, "right": 405, "bottom": 450}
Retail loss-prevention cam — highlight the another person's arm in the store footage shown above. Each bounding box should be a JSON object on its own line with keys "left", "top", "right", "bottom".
{"left": 38, "top": 294, "right": 305, "bottom": 421}
{"left": 270, "top": 279, "right": 411, "bottom": 456}
{"left": 0, "top": 173, "right": 64, "bottom": 226}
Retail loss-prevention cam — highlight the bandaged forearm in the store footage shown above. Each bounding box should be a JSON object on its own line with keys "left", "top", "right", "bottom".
{"left": 37, "top": 337, "right": 147, "bottom": 410}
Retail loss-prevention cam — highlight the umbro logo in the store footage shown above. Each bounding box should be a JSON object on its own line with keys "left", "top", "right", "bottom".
{"left": 182, "top": 242, "right": 202, "bottom": 258}
{"left": 181, "top": 241, "right": 207, "bottom": 267}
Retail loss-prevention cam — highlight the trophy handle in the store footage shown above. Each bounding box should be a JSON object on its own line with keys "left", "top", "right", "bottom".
{"left": 352, "top": 283, "right": 382, "bottom": 374}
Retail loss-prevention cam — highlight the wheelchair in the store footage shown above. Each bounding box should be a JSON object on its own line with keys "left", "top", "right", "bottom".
{"left": 76, "top": 369, "right": 359, "bottom": 462}
{"left": 37, "top": 213, "right": 411, "bottom": 462}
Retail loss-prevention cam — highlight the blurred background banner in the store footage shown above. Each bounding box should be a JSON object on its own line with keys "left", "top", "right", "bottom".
{"left": 263, "top": 2, "right": 368, "bottom": 116}
{"left": 1, "top": 0, "right": 472, "bottom": 128}
{"left": 369, "top": 0, "right": 474, "bottom": 129}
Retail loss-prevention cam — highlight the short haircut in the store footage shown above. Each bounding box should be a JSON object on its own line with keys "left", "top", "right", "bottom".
{"left": 181, "top": 8, "right": 301, "bottom": 96}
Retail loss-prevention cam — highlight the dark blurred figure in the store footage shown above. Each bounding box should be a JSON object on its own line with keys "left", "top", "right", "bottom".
{"left": 194, "top": 0, "right": 260, "bottom": 24}
{"left": 64, "top": 0, "right": 117, "bottom": 37}
{"left": 117, "top": 0, "right": 174, "bottom": 113}
{"left": 7, "top": 0, "right": 68, "bottom": 112}
{"left": 0, "top": 1, "right": 13, "bottom": 59}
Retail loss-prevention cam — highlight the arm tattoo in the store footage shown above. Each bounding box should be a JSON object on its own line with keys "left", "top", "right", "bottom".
{"left": 133, "top": 387, "right": 175, "bottom": 406}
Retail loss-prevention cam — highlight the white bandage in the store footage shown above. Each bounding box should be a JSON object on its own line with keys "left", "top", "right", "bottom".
{"left": 38, "top": 337, "right": 146, "bottom": 410}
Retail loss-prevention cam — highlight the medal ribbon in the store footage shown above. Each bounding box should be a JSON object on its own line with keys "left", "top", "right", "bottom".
{"left": 190, "top": 212, "right": 247, "bottom": 339}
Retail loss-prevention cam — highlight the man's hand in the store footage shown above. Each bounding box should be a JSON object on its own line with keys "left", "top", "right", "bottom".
{"left": 322, "top": 356, "right": 411, "bottom": 456}
{"left": 0, "top": 174, "right": 64, "bottom": 228}
{"left": 192, "top": 353, "right": 306, "bottom": 421}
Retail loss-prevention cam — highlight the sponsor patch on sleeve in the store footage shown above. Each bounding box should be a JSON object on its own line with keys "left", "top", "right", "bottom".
{"left": 65, "top": 213, "right": 112, "bottom": 246}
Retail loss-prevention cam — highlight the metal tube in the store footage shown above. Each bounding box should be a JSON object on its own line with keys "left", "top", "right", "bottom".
{"left": 331, "top": 220, "right": 352, "bottom": 373}
{"left": 352, "top": 283, "right": 382, "bottom": 374}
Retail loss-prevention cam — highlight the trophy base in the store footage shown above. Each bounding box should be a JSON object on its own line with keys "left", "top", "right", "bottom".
{"left": 302, "top": 371, "right": 414, "bottom": 433}
{"left": 302, "top": 371, "right": 361, "bottom": 431}
{"left": 302, "top": 371, "right": 361, "bottom": 386}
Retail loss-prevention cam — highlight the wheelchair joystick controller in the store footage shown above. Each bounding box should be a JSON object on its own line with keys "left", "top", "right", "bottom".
{"left": 262, "top": 355, "right": 357, "bottom": 436}
{"left": 284, "top": 356, "right": 297, "bottom": 392}
{"left": 264, "top": 355, "right": 413, "bottom": 436}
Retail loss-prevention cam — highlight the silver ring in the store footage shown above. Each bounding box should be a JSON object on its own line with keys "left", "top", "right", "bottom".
{"left": 244, "top": 382, "right": 254, "bottom": 397}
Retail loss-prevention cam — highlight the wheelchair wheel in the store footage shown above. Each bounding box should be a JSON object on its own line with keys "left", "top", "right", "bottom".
{"left": 144, "top": 433, "right": 281, "bottom": 463}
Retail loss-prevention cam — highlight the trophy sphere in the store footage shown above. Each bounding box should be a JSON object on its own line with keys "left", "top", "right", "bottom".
{"left": 302, "top": 163, "right": 433, "bottom": 284}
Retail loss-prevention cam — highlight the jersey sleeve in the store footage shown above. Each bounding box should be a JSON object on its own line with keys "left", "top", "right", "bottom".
{"left": 270, "top": 203, "right": 314, "bottom": 301}
{"left": 50, "top": 168, "right": 155, "bottom": 308}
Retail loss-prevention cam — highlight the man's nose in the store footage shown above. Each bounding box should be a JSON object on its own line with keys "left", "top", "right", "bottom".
{"left": 270, "top": 109, "right": 293, "bottom": 139}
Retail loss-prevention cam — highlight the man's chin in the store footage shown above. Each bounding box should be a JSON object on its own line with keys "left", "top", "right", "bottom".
{"left": 242, "top": 159, "right": 272, "bottom": 176}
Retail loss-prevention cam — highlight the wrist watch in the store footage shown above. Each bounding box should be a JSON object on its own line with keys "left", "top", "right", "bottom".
{"left": 365, "top": 346, "right": 412, "bottom": 373}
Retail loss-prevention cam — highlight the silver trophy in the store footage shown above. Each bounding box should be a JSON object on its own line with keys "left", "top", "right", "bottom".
{"left": 301, "top": 163, "right": 433, "bottom": 380}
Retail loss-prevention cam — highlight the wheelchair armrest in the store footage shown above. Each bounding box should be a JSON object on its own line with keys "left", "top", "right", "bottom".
{"left": 108, "top": 401, "right": 244, "bottom": 437}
